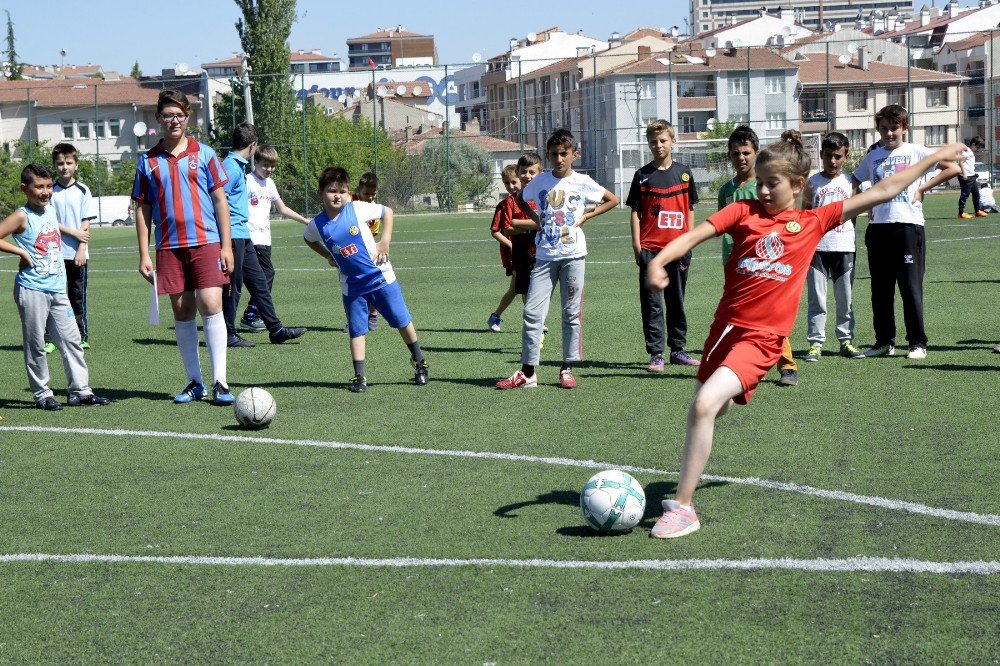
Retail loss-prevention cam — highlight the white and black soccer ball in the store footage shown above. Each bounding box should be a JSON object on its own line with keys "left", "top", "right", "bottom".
{"left": 234, "top": 387, "right": 276, "bottom": 430}
{"left": 580, "top": 470, "right": 646, "bottom": 533}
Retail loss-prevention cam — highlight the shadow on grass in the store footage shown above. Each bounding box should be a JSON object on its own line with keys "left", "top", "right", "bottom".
{"left": 928, "top": 279, "right": 1000, "bottom": 285}
{"left": 0, "top": 398, "right": 38, "bottom": 410}
{"left": 0, "top": 344, "right": 22, "bottom": 352}
{"left": 905, "top": 363, "right": 998, "bottom": 372}
{"left": 421, "top": 345, "right": 519, "bottom": 355}
{"left": 419, "top": 327, "right": 500, "bottom": 334}
{"left": 96, "top": 387, "right": 176, "bottom": 402}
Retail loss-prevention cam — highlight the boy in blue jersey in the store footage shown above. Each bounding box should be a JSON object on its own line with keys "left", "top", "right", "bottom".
{"left": 221, "top": 122, "right": 306, "bottom": 348}
{"left": 303, "top": 167, "right": 428, "bottom": 392}
{"left": 0, "top": 164, "right": 110, "bottom": 410}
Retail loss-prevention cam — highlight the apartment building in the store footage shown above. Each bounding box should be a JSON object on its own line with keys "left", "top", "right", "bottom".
{"left": 347, "top": 27, "right": 437, "bottom": 71}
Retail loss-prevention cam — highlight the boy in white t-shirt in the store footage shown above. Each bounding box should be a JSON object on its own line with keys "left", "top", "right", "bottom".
{"left": 957, "top": 136, "right": 987, "bottom": 219}
{"left": 851, "top": 105, "right": 960, "bottom": 360}
{"left": 241, "top": 145, "right": 310, "bottom": 330}
{"left": 496, "top": 129, "right": 619, "bottom": 390}
{"left": 803, "top": 132, "right": 863, "bottom": 361}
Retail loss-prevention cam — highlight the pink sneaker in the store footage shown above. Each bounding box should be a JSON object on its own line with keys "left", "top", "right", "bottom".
{"left": 559, "top": 367, "right": 577, "bottom": 389}
{"left": 650, "top": 499, "right": 700, "bottom": 538}
{"left": 496, "top": 370, "right": 537, "bottom": 390}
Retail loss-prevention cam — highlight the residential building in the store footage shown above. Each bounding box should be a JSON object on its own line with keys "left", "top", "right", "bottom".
{"left": 864, "top": 1, "right": 1000, "bottom": 67}
{"left": 201, "top": 50, "right": 343, "bottom": 78}
{"left": 690, "top": 0, "right": 909, "bottom": 34}
{"left": 935, "top": 30, "right": 995, "bottom": 159}
{"left": 347, "top": 27, "right": 437, "bottom": 71}
{"left": 579, "top": 46, "right": 799, "bottom": 193}
{"left": 331, "top": 81, "right": 446, "bottom": 132}
{"left": 454, "top": 63, "right": 488, "bottom": 130}
{"left": 794, "top": 51, "right": 963, "bottom": 151}
{"left": 687, "top": 8, "right": 816, "bottom": 49}
{"left": 21, "top": 64, "right": 108, "bottom": 80}
{"left": 0, "top": 78, "right": 200, "bottom": 162}
{"left": 482, "top": 27, "right": 610, "bottom": 137}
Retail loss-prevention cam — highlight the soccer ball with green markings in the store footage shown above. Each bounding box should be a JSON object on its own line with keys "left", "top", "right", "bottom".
{"left": 580, "top": 470, "right": 646, "bottom": 533}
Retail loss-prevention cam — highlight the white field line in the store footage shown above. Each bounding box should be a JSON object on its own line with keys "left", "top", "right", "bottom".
{"left": 3, "top": 426, "right": 998, "bottom": 528}
{"left": 0, "top": 552, "right": 996, "bottom": 574}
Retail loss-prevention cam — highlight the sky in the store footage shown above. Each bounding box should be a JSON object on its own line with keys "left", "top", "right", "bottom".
{"left": 3, "top": 0, "right": 959, "bottom": 76}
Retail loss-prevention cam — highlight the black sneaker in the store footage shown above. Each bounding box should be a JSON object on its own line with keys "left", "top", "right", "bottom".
{"left": 37, "top": 396, "right": 63, "bottom": 411}
{"left": 68, "top": 393, "right": 111, "bottom": 407}
{"left": 228, "top": 334, "right": 255, "bottom": 348}
{"left": 270, "top": 326, "right": 307, "bottom": 344}
{"left": 349, "top": 375, "right": 367, "bottom": 393}
{"left": 778, "top": 369, "right": 799, "bottom": 386}
{"left": 413, "top": 359, "right": 429, "bottom": 386}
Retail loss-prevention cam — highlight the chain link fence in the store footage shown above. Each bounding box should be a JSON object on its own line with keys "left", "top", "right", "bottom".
{"left": 0, "top": 29, "right": 993, "bottom": 219}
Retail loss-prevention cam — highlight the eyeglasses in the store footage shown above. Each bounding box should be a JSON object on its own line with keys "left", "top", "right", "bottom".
{"left": 159, "top": 114, "right": 188, "bottom": 122}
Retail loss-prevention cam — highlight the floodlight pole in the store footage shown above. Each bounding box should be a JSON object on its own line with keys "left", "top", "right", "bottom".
{"left": 241, "top": 53, "right": 254, "bottom": 125}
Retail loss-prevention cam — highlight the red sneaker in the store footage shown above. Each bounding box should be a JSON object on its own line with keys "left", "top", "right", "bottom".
{"left": 496, "top": 370, "right": 537, "bottom": 390}
{"left": 559, "top": 367, "right": 577, "bottom": 389}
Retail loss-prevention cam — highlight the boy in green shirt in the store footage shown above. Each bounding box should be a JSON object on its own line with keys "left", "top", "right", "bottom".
{"left": 717, "top": 125, "right": 799, "bottom": 386}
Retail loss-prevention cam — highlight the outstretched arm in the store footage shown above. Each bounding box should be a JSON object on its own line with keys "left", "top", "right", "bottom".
{"left": 841, "top": 143, "right": 967, "bottom": 220}
{"left": 646, "top": 221, "right": 718, "bottom": 292}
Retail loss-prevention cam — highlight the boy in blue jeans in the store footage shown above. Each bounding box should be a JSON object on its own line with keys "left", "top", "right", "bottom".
{"left": 303, "top": 167, "right": 428, "bottom": 392}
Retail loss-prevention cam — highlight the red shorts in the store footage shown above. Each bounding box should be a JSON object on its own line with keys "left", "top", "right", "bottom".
{"left": 696, "top": 321, "right": 784, "bottom": 405}
{"left": 155, "top": 244, "right": 229, "bottom": 295}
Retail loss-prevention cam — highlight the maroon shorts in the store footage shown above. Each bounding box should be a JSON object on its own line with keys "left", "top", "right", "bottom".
{"left": 155, "top": 244, "right": 228, "bottom": 295}
{"left": 696, "top": 321, "right": 784, "bottom": 405}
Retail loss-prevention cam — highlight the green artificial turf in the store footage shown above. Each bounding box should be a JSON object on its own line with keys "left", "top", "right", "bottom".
{"left": 0, "top": 194, "right": 997, "bottom": 662}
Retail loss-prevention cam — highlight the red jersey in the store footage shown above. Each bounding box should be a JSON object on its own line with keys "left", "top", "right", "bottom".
{"left": 708, "top": 200, "right": 844, "bottom": 337}
{"left": 490, "top": 195, "right": 536, "bottom": 269}
{"left": 625, "top": 162, "right": 699, "bottom": 250}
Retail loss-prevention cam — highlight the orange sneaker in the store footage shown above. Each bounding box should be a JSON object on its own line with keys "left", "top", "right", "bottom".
{"left": 958, "top": 212, "right": 974, "bottom": 219}
{"left": 976, "top": 210, "right": 989, "bottom": 217}
{"left": 559, "top": 367, "right": 577, "bottom": 389}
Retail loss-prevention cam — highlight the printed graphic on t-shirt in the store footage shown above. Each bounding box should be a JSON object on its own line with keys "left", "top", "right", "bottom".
{"left": 736, "top": 231, "right": 792, "bottom": 282}
{"left": 538, "top": 187, "right": 582, "bottom": 245}
{"left": 872, "top": 155, "right": 914, "bottom": 203}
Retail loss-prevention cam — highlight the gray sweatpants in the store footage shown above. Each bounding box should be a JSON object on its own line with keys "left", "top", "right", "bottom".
{"left": 14, "top": 283, "right": 92, "bottom": 402}
{"left": 805, "top": 251, "right": 856, "bottom": 345}
{"left": 521, "top": 257, "right": 585, "bottom": 366}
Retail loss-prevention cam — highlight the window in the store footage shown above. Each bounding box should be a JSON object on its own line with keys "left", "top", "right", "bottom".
{"left": 95, "top": 120, "right": 105, "bottom": 139}
{"left": 925, "top": 125, "right": 948, "bottom": 145}
{"left": 764, "top": 73, "right": 785, "bottom": 94}
{"left": 498, "top": 87, "right": 505, "bottom": 109}
{"left": 766, "top": 112, "right": 786, "bottom": 131}
{"left": 472, "top": 81, "right": 480, "bottom": 98}
{"left": 927, "top": 87, "right": 948, "bottom": 107}
{"left": 77, "top": 120, "right": 89, "bottom": 139}
{"left": 887, "top": 88, "right": 906, "bottom": 107}
{"left": 62, "top": 120, "right": 74, "bottom": 139}
{"left": 680, "top": 115, "right": 696, "bottom": 133}
{"left": 109, "top": 118, "right": 120, "bottom": 138}
{"left": 728, "top": 114, "right": 748, "bottom": 124}
{"left": 800, "top": 93, "right": 828, "bottom": 120}
{"left": 702, "top": 10, "right": 708, "bottom": 17}
{"left": 942, "top": 63, "right": 957, "bottom": 74}
{"left": 848, "top": 90, "right": 868, "bottom": 112}
{"left": 728, "top": 76, "right": 748, "bottom": 96}
{"left": 846, "top": 129, "right": 867, "bottom": 149}
{"left": 524, "top": 81, "right": 535, "bottom": 100}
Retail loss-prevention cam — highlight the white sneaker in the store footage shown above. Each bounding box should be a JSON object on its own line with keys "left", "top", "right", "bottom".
{"left": 906, "top": 345, "right": 927, "bottom": 360}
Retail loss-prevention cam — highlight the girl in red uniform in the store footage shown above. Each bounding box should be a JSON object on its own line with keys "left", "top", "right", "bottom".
{"left": 645, "top": 130, "right": 965, "bottom": 538}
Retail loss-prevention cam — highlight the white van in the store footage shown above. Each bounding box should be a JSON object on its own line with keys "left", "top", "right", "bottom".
{"left": 93, "top": 196, "right": 133, "bottom": 226}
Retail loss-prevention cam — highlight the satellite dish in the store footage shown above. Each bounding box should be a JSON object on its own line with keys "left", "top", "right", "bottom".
{"left": 472, "top": 52, "right": 482, "bottom": 63}
{"left": 706, "top": 117, "right": 717, "bottom": 130}
{"left": 847, "top": 42, "right": 859, "bottom": 54}
{"left": 781, "top": 26, "right": 792, "bottom": 36}
{"left": 526, "top": 32, "right": 537, "bottom": 42}
{"left": 176, "top": 62, "right": 190, "bottom": 74}
{"left": 376, "top": 85, "right": 389, "bottom": 97}
{"left": 412, "top": 85, "right": 423, "bottom": 95}
{"left": 838, "top": 53, "right": 851, "bottom": 65}
{"left": 705, "top": 47, "right": 717, "bottom": 57}
{"left": 396, "top": 84, "right": 407, "bottom": 95}
{"left": 132, "top": 121, "right": 147, "bottom": 137}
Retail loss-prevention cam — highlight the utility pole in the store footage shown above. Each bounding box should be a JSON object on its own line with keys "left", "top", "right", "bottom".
{"left": 241, "top": 52, "right": 254, "bottom": 124}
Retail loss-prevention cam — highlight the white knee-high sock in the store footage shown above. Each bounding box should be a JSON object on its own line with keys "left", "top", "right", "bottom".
{"left": 202, "top": 311, "right": 228, "bottom": 388}
{"left": 174, "top": 318, "right": 202, "bottom": 383}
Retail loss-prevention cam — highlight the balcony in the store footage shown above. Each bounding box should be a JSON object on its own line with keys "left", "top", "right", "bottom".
{"left": 967, "top": 106, "right": 986, "bottom": 119}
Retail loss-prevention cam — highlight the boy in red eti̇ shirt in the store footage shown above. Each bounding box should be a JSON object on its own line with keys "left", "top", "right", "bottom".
{"left": 643, "top": 130, "right": 966, "bottom": 539}
{"left": 626, "top": 120, "right": 700, "bottom": 371}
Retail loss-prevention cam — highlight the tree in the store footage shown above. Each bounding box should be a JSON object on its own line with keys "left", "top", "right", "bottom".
{"left": 234, "top": 0, "right": 297, "bottom": 148}
{"left": 130, "top": 61, "right": 142, "bottom": 78}
{"left": 421, "top": 135, "right": 494, "bottom": 210}
{"left": 211, "top": 88, "right": 249, "bottom": 149}
{"left": 699, "top": 119, "right": 741, "bottom": 194}
{"left": 4, "top": 11, "right": 22, "bottom": 81}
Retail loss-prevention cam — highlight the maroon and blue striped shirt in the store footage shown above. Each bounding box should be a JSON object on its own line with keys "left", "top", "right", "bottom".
{"left": 132, "top": 137, "right": 229, "bottom": 250}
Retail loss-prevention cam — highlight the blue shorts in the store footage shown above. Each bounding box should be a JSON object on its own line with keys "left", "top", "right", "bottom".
{"left": 344, "top": 281, "right": 412, "bottom": 338}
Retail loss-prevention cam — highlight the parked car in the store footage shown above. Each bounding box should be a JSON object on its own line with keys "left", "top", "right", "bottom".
{"left": 93, "top": 196, "right": 133, "bottom": 226}
{"left": 973, "top": 162, "right": 991, "bottom": 186}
